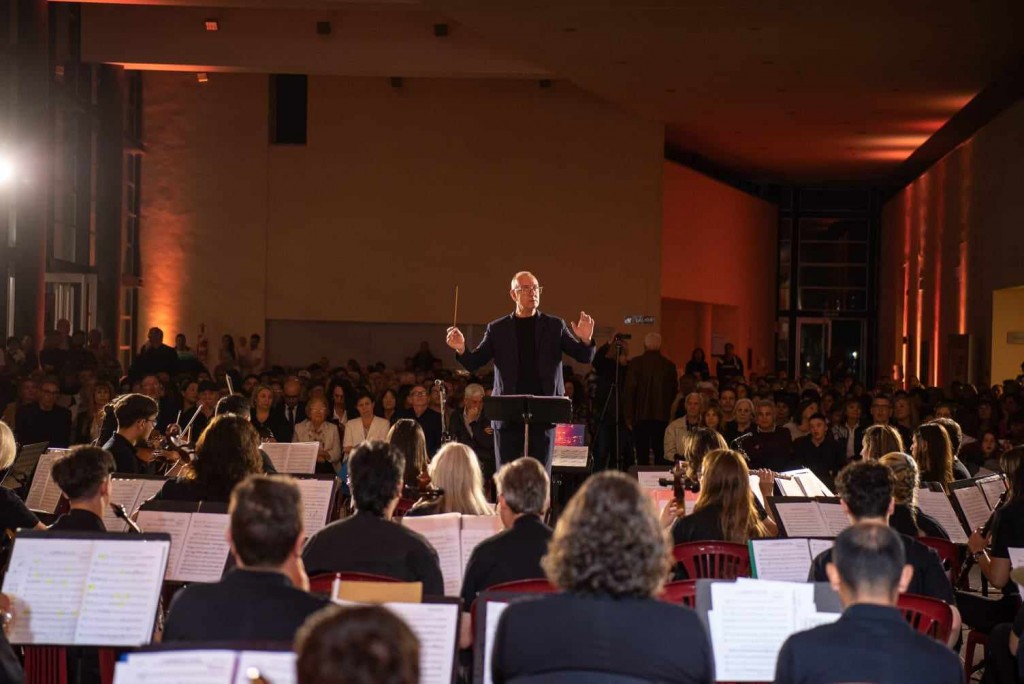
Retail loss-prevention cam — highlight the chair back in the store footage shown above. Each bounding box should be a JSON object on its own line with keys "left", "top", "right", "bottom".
{"left": 659, "top": 580, "right": 697, "bottom": 607}
{"left": 917, "top": 536, "right": 961, "bottom": 586}
{"left": 308, "top": 571, "right": 401, "bottom": 596}
{"left": 897, "top": 592, "right": 954, "bottom": 643}
{"left": 23, "top": 647, "right": 68, "bottom": 684}
{"left": 470, "top": 578, "right": 559, "bottom": 632}
{"left": 672, "top": 541, "right": 751, "bottom": 579}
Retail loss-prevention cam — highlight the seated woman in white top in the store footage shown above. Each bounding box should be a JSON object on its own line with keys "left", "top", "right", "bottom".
{"left": 342, "top": 390, "right": 391, "bottom": 457}
{"left": 294, "top": 395, "right": 342, "bottom": 474}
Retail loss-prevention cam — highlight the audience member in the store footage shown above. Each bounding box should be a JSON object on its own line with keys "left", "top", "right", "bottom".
{"left": 269, "top": 377, "right": 306, "bottom": 443}
{"left": 715, "top": 342, "right": 744, "bottom": 383}
{"left": 624, "top": 333, "right": 678, "bottom": 466}
{"left": 736, "top": 399, "right": 795, "bottom": 471}
{"left": 792, "top": 413, "right": 845, "bottom": 488}
{"left": 127, "top": 327, "right": 178, "bottom": 382}
{"left": 396, "top": 384, "right": 443, "bottom": 457}
{"left": 342, "top": 390, "right": 390, "bottom": 457}
{"left": 684, "top": 347, "right": 710, "bottom": 380}
{"left": 14, "top": 376, "right": 71, "bottom": 448}
{"left": 295, "top": 395, "right": 342, "bottom": 475}
{"left": 449, "top": 383, "right": 496, "bottom": 481}
{"left": 72, "top": 381, "right": 113, "bottom": 445}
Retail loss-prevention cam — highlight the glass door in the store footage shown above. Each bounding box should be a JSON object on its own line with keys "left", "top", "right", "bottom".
{"left": 796, "top": 318, "right": 865, "bottom": 381}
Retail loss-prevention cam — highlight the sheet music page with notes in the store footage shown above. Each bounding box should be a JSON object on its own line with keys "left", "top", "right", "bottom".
{"left": 979, "top": 477, "right": 1007, "bottom": 510}
{"left": 261, "top": 442, "right": 318, "bottom": 474}
{"left": 459, "top": 516, "right": 503, "bottom": 573}
{"left": 775, "top": 477, "right": 805, "bottom": 497}
{"left": 74, "top": 539, "right": 168, "bottom": 645}
{"left": 116, "top": 650, "right": 238, "bottom": 684}
{"left": 3, "top": 537, "right": 93, "bottom": 644}
{"left": 750, "top": 539, "right": 813, "bottom": 582}
{"left": 25, "top": 451, "right": 61, "bottom": 514}
{"left": 174, "top": 513, "right": 231, "bottom": 583}
{"left": 386, "top": 602, "right": 458, "bottom": 684}
{"left": 294, "top": 479, "right": 334, "bottom": 538}
{"left": 782, "top": 469, "right": 834, "bottom": 497}
{"left": 136, "top": 510, "right": 193, "bottom": 580}
{"left": 819, "top": 502, "right": 851, "bottom": 537}
{"left": 773, "top": 502, "right": 828, "bottom": 537}
{"left": 916, "top": 489, "right": 969, "bottom": 544}
{"left": 233, "top": 652, "right": 297, "bottom": 684}
{"left": 103, "top": 479, "right": 146, "bottom": 532}
{"left": 402, "top": 513, "right": 463, "bottom": 596}
{"left": 482, "top": 601, "right": 508, "bottom": 684}
{"left": 808, "top": 539, "right": 834, "bottom": 559}
{"left": 953, "top": 486, "right": 992, "bottom": 533}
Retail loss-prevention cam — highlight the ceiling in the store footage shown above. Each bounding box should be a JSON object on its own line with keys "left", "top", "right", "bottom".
{"left": 68, "top": 0, "right": 1024, "bottom": 184}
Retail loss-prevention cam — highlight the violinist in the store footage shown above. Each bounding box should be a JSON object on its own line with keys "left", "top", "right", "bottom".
{"left": 102, "top": 393, "right": 159, "bottom": 474}
{"left": 405, "top": 443, "right": 494, "bottom": 517}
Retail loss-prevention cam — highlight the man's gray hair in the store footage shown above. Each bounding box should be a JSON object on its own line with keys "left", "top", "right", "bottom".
{"left": 644, "top": 333, "right": 662, "bottom": 350}
{"left": 511, "top": 271, "right": 537, "bottom": 289}
{"left": 495, "top": 457, "right": 550, "bottom": 515}
{"left": 464, "top": 383, "right": 485, "bottom": 399}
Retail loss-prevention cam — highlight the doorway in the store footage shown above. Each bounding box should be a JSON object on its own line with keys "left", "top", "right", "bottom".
{"left": 796, "top": 318, "right": 865, "bottom": 381}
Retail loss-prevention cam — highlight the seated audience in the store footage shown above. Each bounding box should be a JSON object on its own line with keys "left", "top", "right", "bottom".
{"left": 702, "top": 403, "right": 725, "bottom": 436}
{"left": 269, "top": 377, "right": 306, "bottom": 443}
{"left": 860, "top": 423, "right": 903, "bottom": 462}
{"left": 0, "top": 422, "right": 44, "bottom": 532}
{"left": 388, "top": 418, "right": 430, "bottom": 491}
{"left": 670, "top": 448, "right": 776, "bottom": 545}
{"left": 14, "top": 376, "right": 71, "bottom": 448}
{"left": 296, "top": 605, "right": 419, "bottom": 684}
{"left": 459, "top": 457, "right": 551, "bottom": 646}
{"left": 879, "top": 451, "right": 949, "bottom": 540}
{"left": 832, "top": 397, "right": 866, "bottom": 461}
{"left": 808, "top": 461, "right": 960, "bottom": 645}
{"left": 775, "top": 522, "right": 962, "bottom": 684}
{"left": 735, "top": 399, "right": 796, "bottom": 471}
{"left": 396, "top": 384, "right": 443, "bottom": 456}
{"left": 406, "top": 443, "right": 494, "bottom": 517}
{"left": 295, "top": 395, "right": 342, "bottom": 475}
{"left": 249, "top": 383, "right": 277, "bottom": 440}
{"left": 48, "top": 446, "right": 115, "bottom": 532}
{"left": 301, "top": 441, "right": 443, "bottom": 593}
{"left": 342, "top": 390, "right": 390, "bottom": 456}
{"left": 374, "top": 388, "right": 399, "bottom": 425}
{"left": 103, "top": 393, "right": 159, "bottom": 474}
{"left": 152, "top": 415, "right": 263, "bottom": 503}
{"left": 723, "top": 397, "right": 755, "bottom": 444}
{"left": 792, "top": 413, "right": 845, "bottom": 489}
{"left": 73, "top": 381, "right": 113, "bottom": 445}
{"left": 449, "top": 383, "right": 496, "bottom": 481}
{"left": 163, "top": 475, "right": 330, "bottom": 642}
{"left": 491, "top": 471, "right": 713, "bottom": 683}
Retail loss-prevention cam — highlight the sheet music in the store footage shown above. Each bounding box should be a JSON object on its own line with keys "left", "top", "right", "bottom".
{"left": 775, "top": 478, "right": 805, "bottom": 497}
{"left": 482, "top": 601, "right": 508, "bottom": 684}
{"left": 1008, "top": 548, "right": 1024, "bottom": 595}
{"left": 386, "top": 602, "right": 458, "bottom": 684}
{"left": 233, "top": 651, "right": 297, "bottom": 684}
{"left": 137, "top": 479, "right": 169, "bottom": 511}
{"left": 750, "top": 539, "right": 813, "bottom": 582}
{"left": 953, "top": 485, "right": 992, "bottom": 533}
{"left": 458, "top": 515, "right": 502, "bottom": 571}
{"left": 979, "top": 477, "right": 1007, "bottom": 510}
{"left": 103, "top": 480, "right": 145, "bottom": 532}
{"left": 782, "top": 468, "right": 834, "bottom": 498}
{"left": 116, "top": 650, "right": 238, "bottom": 684}
{"left": 25, "top": 451, "right": 62, "bottom": 514}
{"left": 3, "top": 537, "right": 93, "bottom": 644}
{"left": 750, "top": 475, "right": 766, "bottom": 509}
{"left": 402, "top": 513, "right": 464, "bottom": 596}
{"left": 551, "top": 445, "right": 588, "bottom": 469}
{"left": 819, "top": 502, "right": 851, "bottom": 537}
{"left": 261, "top": 442, "right": 318, "bottom": 474}
{"left": 636, "top": 470, "right": 670, "bottom": 489}
{"left": 294, "top": 478, "right": 334, "bottom": 537}
{"left": 808, "top": 539, "right": 834, "bottom": 559}
{"left": 75, "top": 539, "right": 168, "bottom": 645}
{"left": 136, "top": 510, "right": 193, "bottom": 581}
{"left": 916, "top": 489, "right": 969, "bottom": 544}
{"left": 174, "top": 513, "right": 231, "bottom": 583}
{"left": 773, "top": 502, "right": 828, "bottom": 537}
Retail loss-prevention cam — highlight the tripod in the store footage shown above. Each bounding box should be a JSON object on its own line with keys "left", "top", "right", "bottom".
{"left": 595, "top": 337, "right": 628, "bottom": 471}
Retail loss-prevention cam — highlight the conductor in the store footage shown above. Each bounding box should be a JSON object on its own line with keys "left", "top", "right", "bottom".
{"left": 446, "top": 271, "right": 597, "bottom": 471}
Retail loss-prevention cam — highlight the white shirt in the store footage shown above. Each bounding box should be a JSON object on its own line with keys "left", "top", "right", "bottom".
{"left": 293, "top": 419, "right": 342, "bottom": 464}
{"left": 342, "top": 416, "right": 391, "bottom": 452}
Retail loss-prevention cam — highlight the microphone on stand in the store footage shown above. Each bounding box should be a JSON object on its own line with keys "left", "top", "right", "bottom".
{"left": 111, "top": 503, "right": 143, "bottom": 534}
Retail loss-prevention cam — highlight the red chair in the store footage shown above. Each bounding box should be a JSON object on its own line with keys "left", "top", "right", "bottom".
{"left": 393, "top": 497, "right": 417, "bottom": 518}
{"left": 897, "top": 593, "right": 954, "bottom": 643}
{"left": 917, "top": 536, "right": 962, "bottom": 587}
{"left": 23, "top": 647, "right": 68, "bottom": 684}
{"left": 964, "top": 629, "right": 988, "bottom": 679}
{"left": 308, "top": 572, "right": 401, "bottom": 596}
{"left": 99, "top": 648, "right": 118, "bottom": 684}
{"left": 672, "top": 542, "right": 751, "bottom": 579}
{"left": 659, "top": 580, "right": 697, "bottom": 607}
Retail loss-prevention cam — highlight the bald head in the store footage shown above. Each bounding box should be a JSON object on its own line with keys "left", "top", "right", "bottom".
{"left": 644, "top": 333, "right": 662, "bottom": 351}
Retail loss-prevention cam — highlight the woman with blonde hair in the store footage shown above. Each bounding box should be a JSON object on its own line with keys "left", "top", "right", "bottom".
{"left": 859, "top": 424, "right": 903, "bottom": 462}
{"left": 0, "top": 422, "right": 45, "bottom": 532}
{"left": 406, "top": 443, "right": 493, "bottom": 517}
{"left": 879, "top": 451, "right": 948, "bottom": 539}
{"left": 671, "top": 448, "right": 776, "bottom": 544}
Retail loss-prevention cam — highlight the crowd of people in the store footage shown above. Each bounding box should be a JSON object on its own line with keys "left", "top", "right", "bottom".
{"left": 3, "top": 319, "right": 1024, "bottom": 682}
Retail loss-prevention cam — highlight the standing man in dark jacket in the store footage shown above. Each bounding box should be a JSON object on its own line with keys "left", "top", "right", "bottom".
{"left": 624, "top": 333, "right": 678, "bottom": 466}
{"left": 446, "top": 271, "right": 596, "bottom": 471}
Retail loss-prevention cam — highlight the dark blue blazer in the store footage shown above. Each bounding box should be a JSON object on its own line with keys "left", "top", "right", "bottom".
{"left": 456, "top": 312, "right": 596, "bottom": 427}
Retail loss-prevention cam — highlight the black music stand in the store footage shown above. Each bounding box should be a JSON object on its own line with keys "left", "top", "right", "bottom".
{"left": 1, "top": 441, "right": 48, "bottom": 493}
{"left": 483, "top": 395, "right": 572, "bottom": 459}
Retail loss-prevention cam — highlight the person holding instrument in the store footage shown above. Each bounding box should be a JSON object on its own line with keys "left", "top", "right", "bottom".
{"left": 0, "top": 422, "right": 45, "bottom": 533}
{"left": 445, "top": 271, "right": 596, "bottom": 471}
{"left": 103, "top": 393, "right": 159, "bottom": 474}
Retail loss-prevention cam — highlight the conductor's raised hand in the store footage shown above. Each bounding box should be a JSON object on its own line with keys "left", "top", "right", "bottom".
{"left": 571, "top": 311, "right": 595, "bottom": 343}
{"left": 446, "top": 326, "right": 466, "bottom": 355}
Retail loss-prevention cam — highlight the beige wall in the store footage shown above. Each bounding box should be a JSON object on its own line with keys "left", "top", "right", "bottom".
{"left": 661, "top": 161, "right": 778, "bottom": 375}
{"left": 879, "top": 98, "right": 1024, "bottom": 387}
{"left": 992, "top": 288, "right": 1024, "bottom": 385}
{"left": 140, "top": 73, "right": 664, "bottom": 366}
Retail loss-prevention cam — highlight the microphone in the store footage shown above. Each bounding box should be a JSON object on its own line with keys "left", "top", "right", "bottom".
{"left": 111, "top": 503, "right": 143, "bottom": 534}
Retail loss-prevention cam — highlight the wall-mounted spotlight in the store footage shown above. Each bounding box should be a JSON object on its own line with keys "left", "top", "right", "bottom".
{"left": 197, "top": 73, "right": 209, "bottom": 83}
{"left": 0, "top": 155, "right": 15, "bottom": 186}
{"left": 204, "top": 19, "right": 219, "bottom": 32}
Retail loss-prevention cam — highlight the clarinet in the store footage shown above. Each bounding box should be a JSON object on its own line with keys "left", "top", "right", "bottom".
{"left": 958, "top": 489, "right": 1009, "bottom": 587}
{"left": 111, "top": 503, "right": 143, "bottom": 534}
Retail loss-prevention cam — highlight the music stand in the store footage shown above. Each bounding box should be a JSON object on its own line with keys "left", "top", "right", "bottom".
{"left": 483, "top": 395, "right": 572, "bottom": 459}
{"left": 1, "top": 441, "right": 49, "bottom": 491}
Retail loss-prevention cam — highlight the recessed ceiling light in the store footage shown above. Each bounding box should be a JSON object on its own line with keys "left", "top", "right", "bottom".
{"left": 197, "top": 73, "right": 209, "bottom": 83}
{"left": 204, "top": 19, "right": 219, "bottom": 32}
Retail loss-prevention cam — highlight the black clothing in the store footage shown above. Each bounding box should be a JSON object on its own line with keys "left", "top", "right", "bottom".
{"left": 0, "top": 629, "right": 22, "bottom": 684}
{"left": 671, "top": 505, "right": 726, "bottom": 545}
{"left": 513, "top": 315, "right": 542, "bottom": 395}
{"left": 152, "top": 477, "right": 231, "bottom": 504}
{"left": 155, "top": 397, "right": 181, "bottom": 434}
{"left": 460, "top": 515, "right": 551, "bottom": 609}
{"left": 810, "top": 533, "right": 955, "bottom": 605}
{"left": 48, "top": 509, "right": 106, "bottom": 532}
{"left": 632, "top": 419, "right": 668, "bottom": 466}
{"left": 956, "top": 495, "right": 1024, "bottom": 633}
{"left": 14, "top": 404, "right": 71, "bottom": 449}
{"left": 251, "top": 411, "right": 277, "bottom": 441}
{"left": 301, "top": 512, "right": 444, "bottom": 594}
{"left": 127, "top": 343, "right": 179, "bottom": 382}
{"left": 181, "top": 406, "right": 212, "bottom": 443}
{"left": 888, "top": 503, "right": 950, "bottom": 541}
{"left": 492, "top": 594, "right": 713, "bottom": 684}
{"left": 396, "top": 408, "right": 443, "bottom": 457}
{"left": 792, "top": 434, "right": 845, "bottom": 488}
{"left": 715, "top": 354, "right": 744, "bottom": 383}
{"left": 103, "top": 433, "right": 142, "bottom": 474}
{"left": 953, "top": 457, "right": 972, "bottom": 481}
{"left": 991, "top": 496, "right": 1024, "bottom": 596}
{"left": 268, "top": 402, "right": 305, "bottom": 444}
{"left": 684, "top": 359, "right": 710, "bottom": 380}
{"left": 738, "top": 427, "right": 795, "bottom": 472}
{"left": 162, "top": 569, "right": 330, "bottom": 643}
{"left": 450, "top": 410, "right": 496, "bottom": 479}
{"left": 774, "top": 603, "right": 962, "bottom": 684}
{"left": 0, "top": 487, "right": 40, "bottom": 531}
{"left": 404, "top": 499, "right": 443, "bottom": 517}
{"left": 496, "top": 426, "right": 554, "bottom": 473}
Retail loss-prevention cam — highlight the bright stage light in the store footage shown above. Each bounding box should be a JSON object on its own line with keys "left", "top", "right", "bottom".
{"left": 0, "top": 156, "right": 14, "bottom": 185}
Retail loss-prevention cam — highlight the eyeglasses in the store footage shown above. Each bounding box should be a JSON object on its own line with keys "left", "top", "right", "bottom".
{"left": 410, "top": 390, "right": 427, "bottom": 397}
{"left": 514, "top": 286, "right": 543, "bottom": 294}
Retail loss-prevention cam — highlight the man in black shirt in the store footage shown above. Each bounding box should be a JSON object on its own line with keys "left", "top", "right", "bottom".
{"left": 736, "top": 399, "right": 795, "bottom": 472}
{"left": 163, "top": 476, "right": 330, "bottom": 642}
{"left": 48, "top": 446, "right": 114, "bottom": 532}
{"left": 808, "top": 461, "right": 960, "bottom": 645}
{"left": 778, "top": 522, "right": 962, "bottom": 684}
{"left": 792, "top": 413, "right": 845, "bottom": 489}
{"left": 459, "top": 457, "right": 552, "bottom": 647}
{"left": 446, "top": 271, "right": 597, "bottom": 470}
{"left": 268, "top": 377, "right": 305, "bottom": 444}
{"left": 103, "top": 394, "right": 159, "bottom": 474}
{"left": 715, "top": 342, "right": 744, "bottom": 383}
{"left": 302, "top": 441, "right": 443, "bottom": 594}
{"left": 127, "top": 327, "right": 178, "bottom": 382}
{"left": 395, "top": 384, "right": 442, "bottom": 456}
{"left": 14, "top": 377, "right": 71, "bottom": 448}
